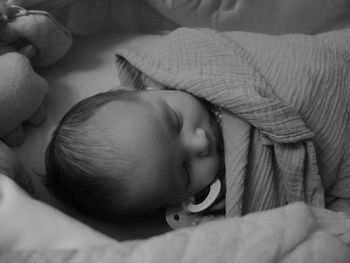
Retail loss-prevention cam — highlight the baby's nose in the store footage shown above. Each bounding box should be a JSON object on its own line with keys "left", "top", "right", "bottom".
{"left": 186, "top": 128, "right": 210, "bottom": 157}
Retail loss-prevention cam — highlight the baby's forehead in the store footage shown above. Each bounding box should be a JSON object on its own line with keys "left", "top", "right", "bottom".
{"left": 94, "top": 97, "right": 146, "bottom": 120}
{"left": 89, "top": 99, "right": 172, "bottom": 165}
{"left": 90, "top": 98, "right": 163, "bottom": 137}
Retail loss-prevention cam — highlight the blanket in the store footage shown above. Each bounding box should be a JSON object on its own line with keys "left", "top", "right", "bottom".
{"left": 0, "top": 174, "right": 349, "bottom": 262}
{"left": 145, "top": 0, "right": 350, "bottom": 34}
{"left": 115, "top": 27, "right": 350, "bottom": 216}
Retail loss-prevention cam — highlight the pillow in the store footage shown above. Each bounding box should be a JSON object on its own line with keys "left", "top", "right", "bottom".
{"left": 145, "top": 0, "right": 350, "bottom": 34}
{"left": 1, "top": 181, "right": 349, "bottom": 263}
{"left": 26, "top": 0, "right": 177, "bottom": 35}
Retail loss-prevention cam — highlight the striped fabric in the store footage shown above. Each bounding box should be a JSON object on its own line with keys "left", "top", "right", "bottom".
{"left": 115, "top": 27, "right": 350, "bottom": 216}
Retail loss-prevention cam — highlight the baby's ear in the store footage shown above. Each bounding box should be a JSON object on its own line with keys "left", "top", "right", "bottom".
{"left": 111, "top": 85, "right": 135, "bottom": 91}
{"left": 144, "top": 77, "right": 165, "bottom": 90}
{"left": 145, "top": 86, "right": 161, "bottom": 90}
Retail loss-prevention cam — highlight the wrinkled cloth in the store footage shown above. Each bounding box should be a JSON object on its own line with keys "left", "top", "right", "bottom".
{"left": 115, "top": 27, "right": 350, "bottom": 216}
{"left": 1, "top": 170, "right": 349, "bottom": 260}
{"left": 1, "top": 193, "right": 350, "bottom": 263}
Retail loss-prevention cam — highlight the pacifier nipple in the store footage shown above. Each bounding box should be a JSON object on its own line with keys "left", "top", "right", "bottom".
{"left": 165, "top": 179, "right": 222, "bottom": 229}
{"left": 187, "top": 179, "right": 221, "bottom": 213}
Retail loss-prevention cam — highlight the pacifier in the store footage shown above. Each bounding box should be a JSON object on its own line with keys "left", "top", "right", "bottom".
{"left": 165, "top": 179, "right": 222, "bottom": 229}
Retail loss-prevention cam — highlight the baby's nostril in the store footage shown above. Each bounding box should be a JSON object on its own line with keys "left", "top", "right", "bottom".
{"left": 199, "top": 147, "right": 209, "bottom": 157}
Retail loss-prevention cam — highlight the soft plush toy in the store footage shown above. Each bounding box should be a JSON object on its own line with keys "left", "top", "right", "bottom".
{"left": 0, "top": 0, "right": 72, "bottom": 146}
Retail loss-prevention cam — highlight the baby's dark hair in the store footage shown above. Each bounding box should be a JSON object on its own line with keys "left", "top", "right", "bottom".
{"left": 45, "top": 89, "right": 142, "bottom": 219}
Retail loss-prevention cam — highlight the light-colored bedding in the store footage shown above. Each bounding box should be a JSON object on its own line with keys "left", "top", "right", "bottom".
{"left": 116, "top": 27, "right": 350, "bottom": 215}
{"left": 3, "top": 28, "right": 347, "bottom": 263}
{"left": 1, "top": 0, "right": 350, "bottom": 262}
{"left": 27, "top": 0, "right": 350, "bottom": 35}
{"left": 145, "top": 0, "right": 350, "bottom": 34}
{"left": 1, "top": 174, "right": 350, "bottom": 262}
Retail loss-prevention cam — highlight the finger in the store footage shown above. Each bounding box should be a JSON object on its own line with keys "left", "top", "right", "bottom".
{"left": 18, "top": 44, "right": 37, "bottom": 58}
{"left": 2, "top": 125, "right": 24, "bottom": 146}
{"left": 27, "top": 105, "right": 46, "bottom": 126}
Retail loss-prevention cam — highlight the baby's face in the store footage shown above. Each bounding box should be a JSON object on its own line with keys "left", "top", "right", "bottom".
{"left": 96, "top": 90, "right": 220, "bottom": 213}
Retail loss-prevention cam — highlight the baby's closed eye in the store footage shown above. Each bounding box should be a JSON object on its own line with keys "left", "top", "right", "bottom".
{"left": 170, "top": 107, "right": 182, "bottom": 133}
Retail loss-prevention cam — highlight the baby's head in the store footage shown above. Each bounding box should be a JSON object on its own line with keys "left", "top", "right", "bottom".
{"left": 45, "top": 88, "right": 220, "bottom": 219}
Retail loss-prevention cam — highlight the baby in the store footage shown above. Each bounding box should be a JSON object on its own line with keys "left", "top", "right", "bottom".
{"left": 45, "top": 86, "right": 225, "bottom": 220}
{"left": 46, "top": 27, "right": 350, "bottom": 227}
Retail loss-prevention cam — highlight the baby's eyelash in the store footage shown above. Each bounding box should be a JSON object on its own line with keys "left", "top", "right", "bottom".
{"left": 174, "top": 111, "right": 181, "bottom": 132}
{"left": 169, "top": 107, "right": 181, "bottom": 132}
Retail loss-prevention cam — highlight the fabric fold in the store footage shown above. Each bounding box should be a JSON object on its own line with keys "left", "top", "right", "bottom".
{"left": 115, "top": 27, "right": 350, "bottom": 215}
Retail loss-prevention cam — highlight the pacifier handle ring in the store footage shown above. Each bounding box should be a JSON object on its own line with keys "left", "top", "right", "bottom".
{"left": 187, "top": 179, "right": 221, "bottom": 213}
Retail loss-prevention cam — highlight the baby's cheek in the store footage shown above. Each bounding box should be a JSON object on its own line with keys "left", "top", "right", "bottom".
{"left": 193, "top": 157, "right": 220, "bottom": 193}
